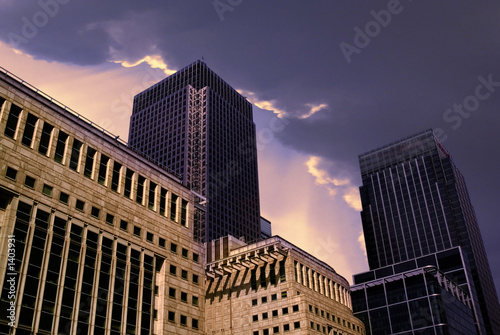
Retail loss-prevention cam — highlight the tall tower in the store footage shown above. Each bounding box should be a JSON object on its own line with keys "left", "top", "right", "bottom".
{"left": 352, "top": 129, "right": 500, "bottom": 334}
{"left": 128, "top": 60, "right": 261, "bottom": 243}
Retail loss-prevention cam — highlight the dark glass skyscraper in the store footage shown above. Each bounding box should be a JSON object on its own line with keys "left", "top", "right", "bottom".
{"left": 128, "top": 60, "right": 261, "bottom": 243}
{"left": 352, "top": 129, "right": 500, "bottom": 334}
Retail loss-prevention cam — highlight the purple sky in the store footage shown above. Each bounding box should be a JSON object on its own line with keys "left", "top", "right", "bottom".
{"left": 1, "top": 1, "right": 499, "bottom": 295}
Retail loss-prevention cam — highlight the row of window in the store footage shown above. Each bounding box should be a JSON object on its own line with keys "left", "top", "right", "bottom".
{"left": 166, "top": 311, "right": 199, "bottom": 330}
{"left": 251, "top": 291, "right": 289, "bottom": 306}
{"left": 252, "top": 321, "right": 301, "bottom": 335}
{"left": 308, "top": 304, "right": 362, "bottom": 334}
{"left": 1, "top": 100, "right": 189, "bottom": 227}
{"left": 168, "top": 263, "right": 199, "bottom": 285}
{"left": 252, "top": 304, "right": 299, "bottom": 322}
{"left": 166, "top": 286, "right": 199, "bottom": 306}
{"left": 4, "top": 165, "right": 199, "bottom": 263}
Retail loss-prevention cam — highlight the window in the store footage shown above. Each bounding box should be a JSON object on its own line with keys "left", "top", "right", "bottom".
{"left": 170, "top": 243, "right": 177, "bottom": 253}
{"left": 309, "top": 305, "right": 313, "bottom": 312}
{"left": 281, "top": 291, "right": 287, "bottom": 298}
{"left": 111, "top": 161, "right": 122, "bottom": 192}
{"left": 293, "top": 304, "right": 299, "bottom": 312}
{"left": 283, "top": 324, "right": 290, "bottom": 332}
{"left": 262, "top": 312, "right": 268, "bottom": 320}
{"left": 279, "top": 260, "right": 286, "bottom": 282}
{"left": 69, "top": 139, "right": 82, "bottom": 171}
{"left": 5, "top": 167, "right": 17, "bottom": 180}
{"left": 193, "top": 253, "right": 199, "bottom": 263}
{"left": 180, "top": 199, "right": 188, "bottom": 226}
{"left": 75, "top": 199, "right": 85, "bottom": 211}
{"left": 263, "top": 329, "right": 269, "bottom": 335}
{"left": 106, "top": 213, "right": 114, "bottom": 225}
{"left": 180, "top": 291, "right": 187, "bottom": 302}
{"left": 154, "top": 286, "right": 159, "bottom": 296}
{"left": 120, "top": 220, "right": 128, "bottom": 231}
{"left": 169, "top": 265, "right": 176, "bottom": 276}
{"left": 261, "top": 296, "right": 267, "bottom": 304}
{"left": 272, "top": 310, "right": 278, "bottom": 317}
{"left": 181, "top": 248, "right": 188, "bottom": 258}
{"left": 310, "top": 322, "right": 314, "bottom": 329}
{"left": 271, "top": 293, "right": 277, "bottom": 301}
{"left": 148, "top": 181, "right": 157, "bottom": 210}
{"left": 294, "top": 322, "right": 301, "bottom": 329}
{"left": 168, "top": 311, "right": 175, "bottom": 322}
{"left": 170, "top": 193, "right": 178, "bottom": 221}
{"left": 252, "top": 299, "right": 258, "bottom": 306}
{"left": 180, "top": 315, "right": 187, "bottom": 326}
{"left": 260, "top": 266, "right": 266, "bottom": 287}
{"left": 192, "top": 319, "right": 199, "bottom": 329}
{"left": 21, "top": 113, "right": 38, "bottom": 147}
{"left": 192, "top": 295, "right": 199, "bottom": 306}
{"left": 169, "top": 287, "right": 176, "bottom": 298}
{"left": 153, "top": 309, "right": 158, "bottom": 320}
{"left": 282, "top": 307, "right": 289, "bottom": 315}
{"left": 24, "top": 175, "right": 36, "bottom": 188}
{"left": 42, "top": 184, "right": 53, "bottom": 197}
{"left": 84, "top": 147, "right": 96, "bottom": 178}
{"left": 4, "top": 103, "right": 22, "bottom": 138}
{"left": 252, "top": 315, "right": 258, "bottom": 322}
{"left": 91, "top": 206, "right": 100, "bottom": 218}
{"left": 181, "top": 269, "right": 188, "bottom": 280}
{"left": 159, "top": 238, "right": 166, "bottom": 248}
{"left": 253, "top": 332, "right": 259, "bottom": 335}
{"left": 124, "top": 168, "right": 134, "bottom": 198}
{"left": 133, "top": 226, "right": 141, "bottom": 237}
{"left": 98, "top": 154, "right": 109, "bottom": 185}
{"left": 273, "top": 326, "right": 280, "bottom": 333}
{"left": 59, "top": 192, "right": 69, "bottom": 204}
{"left": 159, "top": 187, "right": 167, "bottom": 216}
{"left": 38, "top": 122, "right": 54, "bottom": 155}
{"left": 54, "top": 131, "right": 68, "bottom": 163}
{"left": 192, "top": 274, "right": 199, "bottom": 284}
{"left": 136, "top": 175, "right": 145, "bottom": 204}
{"left": 147, "top": 232, "right": 153, "bottom": 243}
{"left": 251, "top": 269, "right": 257, "bottom": 290}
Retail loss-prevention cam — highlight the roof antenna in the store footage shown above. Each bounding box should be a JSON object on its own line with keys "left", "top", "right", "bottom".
{"left": 201, "top": 56, "right": 205, "bottom": 63}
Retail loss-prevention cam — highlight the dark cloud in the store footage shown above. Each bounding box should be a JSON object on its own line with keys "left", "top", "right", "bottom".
{"left": 1, "top": 0, "right": 499, "bottom": 295}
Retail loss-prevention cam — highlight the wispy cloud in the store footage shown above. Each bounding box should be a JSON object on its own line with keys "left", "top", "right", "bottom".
{"left": 305, "top": 156, "right": 361, "bottom": 211}
{"left": 299, "top": 103, "right": 328, "bottom": 119}
{"left": 112, "top": 54, "right": 176, "bottom": 76}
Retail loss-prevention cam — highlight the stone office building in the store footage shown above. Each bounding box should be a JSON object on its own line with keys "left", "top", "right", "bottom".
{"left": 0, "top": 68, "right": 205, "bottom": 334}
{"left": 205, "top": 235, "right": 365, "bottom": 335}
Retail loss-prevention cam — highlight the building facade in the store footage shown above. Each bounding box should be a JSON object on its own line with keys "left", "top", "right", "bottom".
{"left": 205, "top": 236, "right": 365, "bottom": 335}
{"left": 128, "top": 60, "right": 261, "bottom": 243}
{"left": 353, "top": 130, "right": 500, "bottom": 334}
{"left": 0, "top": 68, "right": 205, "bottom": 334}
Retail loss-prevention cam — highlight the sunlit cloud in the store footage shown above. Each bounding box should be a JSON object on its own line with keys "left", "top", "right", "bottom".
{"left": 112, "top": 55, "right": 176, "bottom": 76}
{"left": 238, "top": 89, "right": 287, "bottom": 118}
{"left": 299, "top": 103, "right": 328, "bottom": 119}
{"left": 306, "top": 156, "right": 349, "bottom": 186}
{"left": 343, "top": 186, "right": 362, "bottom": 211}
{"left": 358, "top": 231, "right": 367, "bottom": 256}
{"left": 305, "top": 156, "right": 361, "bottom": 211}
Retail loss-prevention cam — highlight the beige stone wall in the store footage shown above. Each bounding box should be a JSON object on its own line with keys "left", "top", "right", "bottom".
{"left": 205, "top": 237, "right": 365, "bottom": 335}
{"left": 0, "top": 73, "right": 205, "bottom": 333}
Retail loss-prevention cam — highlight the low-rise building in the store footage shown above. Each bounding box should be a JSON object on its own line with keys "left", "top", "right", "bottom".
{"left": 205, "top": 236, "right": 365, "bottom": 335}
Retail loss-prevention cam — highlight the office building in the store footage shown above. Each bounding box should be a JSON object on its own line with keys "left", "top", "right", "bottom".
{"left": 0, "top": 67, "right": 205, "bottom": 334}
{"left": 260, "top": 216, "right": 272, "bottom": 239}
{"left": 128, "top": 60, "right": 261, "bottom": 243}
{"left": 205, "top": 235, "right": 365, "bottom": 335}
{"left": 352, "top": 130, "right": 500, "bottom": 334}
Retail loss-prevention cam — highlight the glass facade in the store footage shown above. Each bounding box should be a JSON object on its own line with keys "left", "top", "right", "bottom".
{"left": 129, "top": 60, "right": 261, "bottom": 243}
{"left": 355, "top": 130, "right": 500, "bottom": 334}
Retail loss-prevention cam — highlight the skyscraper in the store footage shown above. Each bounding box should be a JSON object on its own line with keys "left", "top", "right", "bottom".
{"left": 352, "top": 129, "right": 500, "bottom": 334}
{"left": 128, "top": 60, "right": 261, "bottom": 243}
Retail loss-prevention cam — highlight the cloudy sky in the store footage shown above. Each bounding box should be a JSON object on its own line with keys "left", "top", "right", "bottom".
{"left": 1, "top": 1, "right": 499, "bottom": 294}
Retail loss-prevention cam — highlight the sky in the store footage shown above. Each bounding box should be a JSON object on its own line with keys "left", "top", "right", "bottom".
{"left": 0, "top": 1, "right": 499, "bottom": 295}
